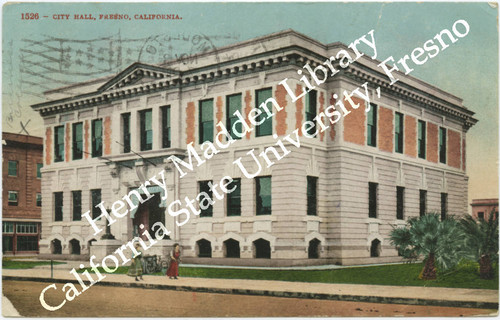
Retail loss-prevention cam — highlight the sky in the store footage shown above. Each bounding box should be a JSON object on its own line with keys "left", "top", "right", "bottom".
{"left": 2, "top": 2, "right": 498, "bottom": 208}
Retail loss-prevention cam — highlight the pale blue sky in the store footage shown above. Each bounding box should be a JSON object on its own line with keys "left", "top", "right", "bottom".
{"left": 2, "top": 2, "right": 498, "bottom": 205}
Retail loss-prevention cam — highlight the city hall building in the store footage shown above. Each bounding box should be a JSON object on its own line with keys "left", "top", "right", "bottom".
{"left": 32, "top": 30, "right": 477, "bottom": 266}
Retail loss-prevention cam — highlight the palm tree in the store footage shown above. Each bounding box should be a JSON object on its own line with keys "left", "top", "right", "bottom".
{"left": 460, "top": 211, "right": 499, "bottom": 279}
{"left": 390, "top": 213, "right": 464, "bottom": 280}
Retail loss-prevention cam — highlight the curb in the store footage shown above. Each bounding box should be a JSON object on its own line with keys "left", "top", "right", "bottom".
{"left": 4, "top": 275, "right": 498, "bottom": 310}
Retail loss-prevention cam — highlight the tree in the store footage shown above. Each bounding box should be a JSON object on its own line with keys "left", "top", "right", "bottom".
{"left": 390, "top": 213, "right": 464, "bottom": 280}
{"left": 460, "top": 211, "right": 499, "bottom": 279}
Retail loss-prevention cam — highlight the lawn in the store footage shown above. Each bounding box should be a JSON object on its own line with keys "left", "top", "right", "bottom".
{"left": 2, "top": 259, "right": 66, "bottom": 269}
{"left": 79, "top": 260, "right": 498, "bottom": 290}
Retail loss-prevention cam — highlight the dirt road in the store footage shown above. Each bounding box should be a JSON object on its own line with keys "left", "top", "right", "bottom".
{"left": 3, "top": 280, "right": 495, "bottom": 317}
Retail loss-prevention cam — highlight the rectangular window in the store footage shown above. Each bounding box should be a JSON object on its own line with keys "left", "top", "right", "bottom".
{"left": 91, "top": 189, "right": 102, "bottom": 219}
{"left": 17, "top": 236, "right": 38, "bottom": 252}
{"left": 226, "top": 178, "right": 241, "bottom": 216}
{"left": 307, "top": 176, "right": 318, "bottom": 216}
{"left": 72, "top": 122, "right": 83, "bottom": 160}
{"left": 419, "top": 190, "right": 427, "bottom": 217}
{"left": 8, "top": 161, "right": 17, "bottom": 176}
{"left": 140, "top": 109, "right": 153, "bottom": 151}
{"left": 122, "top": 113, "right": 131, "bottom": 153}
{"left": 36, "top": 193, "right": 42, "bottom": 207}
{"left": 395, "top": 112, "right": 404, "bottom": 153}
{"left": 16, "top": 222, "right": 37, "bottom": 234}
{"left": 367, "top": 104, "right": 377, "bottom": 147}
{"left": 92, "top": 119, "right": 103, "bottom": 157}
{"left": 198, "top": 181, "right": 213, "bottom": 217}
{"left": 72, "top": 191, "right": 82, "bottom": 221}
{"left": 441, "top": 193, "right": 448, "bottom": 221}
{"left": 439, "top": 127, "right": 447, "bottom": 164}
{"left": 54, "top": 192, "right": 63, "bottom": 221}
{"left": 3, "top": 222, "right": 14, "bottom": 233}
{"left": 256, "top": 176, "right": 272, "bottom": 215}
{"left": 478, "top": 212, "right": 485, "bottom": 220}
{"left": 396, "top": 187, "right": 405, "bottom": 220}
{"left": 305, "top": 90, "right": 317, "bottom": 137}
{"left": 161, "top": 106, "right": 171, "bottom": 148}
{"left": 199, "top": 100, "right": 214, "bottom": 144}
{"left": 368, "top": 182, "right": 378, "bottom": 218}
{"left": 255, "top": 88, "right": 273, "bottom": 137}
{"left": 8, "top": 191, "right": 18, "bottom": 206}
{"left": 54, "top": 125, "right": 65, "bottom": 162}
{"left": 36, "top": 163, "right": 43, "bottom": 178}
{"left": 226, "top": 94, "right": 242, "bottom": 140}
{"left": 418, "top": 120, "right": 426, "bottom": 159}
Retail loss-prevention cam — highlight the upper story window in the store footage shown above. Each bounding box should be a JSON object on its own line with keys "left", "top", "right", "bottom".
{"left": 16, "top": 222, "right": 37, "bottom": 234}
{"left": 368, "top": 182, "right": 378, "bottom": 218}
{"left": 8, "top": 191, "right": 18, "bottom": 206}
{"left": 441, "top": 193, "right": 448, "bottom": 221}
{"left": 395, "top": 112, "right": 404, "bottom": 153}
{"left": 305, "top": 90, "right": 317, "bottom": 137}
{"left": 226, "top": 94, "right": 242, "bottom": 140}
{"left": 72, "top": 122, "right": 83, "bottom": 160}
{"left": 122, "top": 113, "right": 131, "bottom": 153}
{"left": 54, "top": 125, "right": 65, "bottom": 162}
{"left": 418, "top": 120, "right": 426, "bottom": 159}
{"left": 72, "top": 190, "right": 82, "bottom": 221}
{"left": 36, "top": 163, "right": 43, "bottom": 178}
{"left": 307, "top": 176, "right": 318, "bottom": 216}
{"left": 439, "top": 127, "right": 447, "bottom": 164}
{"left": 8, "top": 160, "right": 17, "bottom": 177}
{"left": 161, "top": 106, "right": 171, "bottom": 148}
{"left": 255, "top": 88, "right": 273, "bottom": 137}
{"left": 256, "top": 176, "right": 271, "bottom": 215}
{"left": 140, "top": 109, "right": 153, "bottom": 151}
{"left": 367, "top": 104, "right": 377, "bottom": 147}
{"left": 54, "top": 192, "right": 63, "bottom": 221}
{"left": 3, "top": 222, "right": 14, "bottom": 233}
{"left": 478, "top": 212, "right": 484, "bottom": 220}
{"left": 198, "top": 181, "right": 213, "bottom": 217}
{"left": 199, "top": 100, "right": 214, "bottom": 144}
{"left": 36, "top": 193, "right": 42, "bottom": 207}
{"left": 396, "top": 186, "right": 404, "bottom": 220}
{"left": 226, "top": 178, "right": 241, "bottom": 216}
{"left": 91, "top": 189, "right": 102, "bottom": 219}
{"left": 92, "top": 119, "right": 103, "bottom": 157}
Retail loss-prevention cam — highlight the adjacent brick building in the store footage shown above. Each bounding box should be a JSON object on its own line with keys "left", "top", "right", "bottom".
{"left": 2, "top": 132, "right": 43, "bottom": 255}
{"left": 32, "top": 30, "right": 477, "bottom": 265}
{"left": 471, "top": 199, "right": 498, "bottom": 220}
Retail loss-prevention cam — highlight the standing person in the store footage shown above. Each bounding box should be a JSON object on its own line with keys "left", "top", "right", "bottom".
{"left": 166, "top": 243, "right": 181, "bottom": 279}
{"left": 127, "top": 243, "right": 144, "bottom": 281}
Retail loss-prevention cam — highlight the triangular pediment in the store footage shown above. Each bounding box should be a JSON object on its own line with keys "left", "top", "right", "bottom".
{"left": 98, "top": 62, "right": 179, "bottom": 92}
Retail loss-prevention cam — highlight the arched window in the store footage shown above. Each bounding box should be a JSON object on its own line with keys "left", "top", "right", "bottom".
{"left": 69, "top": 239, "right": 80, "bottom": 255}
{"left": 253, "top": 238, "right": 271, "bottom": 259}
{"left": 308, "top": 239, "right": 320, "bottom": 259}
{"left": 196, "top": 239, "right": 212, "bottom": 258}
{"left": 370, "top": 239, "right": 381, "bottom": 257}
{"left": 51, "top": 239, "right": 62, "bottom": 255}
{"left": 224, "top": 239, "right": 240, "bottom": 258}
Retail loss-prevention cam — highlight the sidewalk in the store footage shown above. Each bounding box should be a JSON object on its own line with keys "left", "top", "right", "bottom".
{"left": 2, "top": 267, "right": 498, "bottom": 310}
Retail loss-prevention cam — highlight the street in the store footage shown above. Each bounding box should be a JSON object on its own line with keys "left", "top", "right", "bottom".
{"left": 3, "top": 280, "right": 495, "bottom": 317}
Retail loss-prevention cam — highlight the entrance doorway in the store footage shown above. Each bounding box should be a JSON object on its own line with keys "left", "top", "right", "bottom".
{"left": 132, "top": 192, "right": 166, "bottom": 241}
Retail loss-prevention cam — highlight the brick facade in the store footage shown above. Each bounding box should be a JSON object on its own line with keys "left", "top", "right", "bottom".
{"left": 448, "top": 129, "right": 461, "bottom": 169}
{"left": 427, "top": 122, "right": 438, "bottom": 163}
{"left": 186, "top": 102, "right": 195, "bottom": 145}
{"left": 378, "top": 106, "right": 393, "bottom": 152}
{"left": 404, "top": 115, "right": 417, "bottom": 158}
{"left": 343, "top": 97, "right": 366, "bottom": 145}
{"left": 275, "top": 85, "right": 288, "bottom": 136}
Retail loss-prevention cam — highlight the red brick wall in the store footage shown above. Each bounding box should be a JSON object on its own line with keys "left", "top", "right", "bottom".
{"left": 45, "top": 127, "right": 52, "bottom": 165}
{"left": 104, "top": 116, "right": 112, "bottom": 155}
{"left": 244, "top": 90, "right": 252, "bottom": 140}
{"left": 275, "top": 84, "right": 287, "bottom": 136}
{"left": 404, "top": 115, "right": 416, "bottom": 158}
{"left": 329, "top": 94, "right": 336, "bottom": 141}
{"left": 318, "top": 92, "right": 325, "bottom": 141}
{"left": 448, "top": 129, "right": 461, "bottom": 169}
{"left": 343, "top": 97, "right": 366, "bottom": 145}
{"left": 216, "top": 96, "right": 223, "bottom": 142}
{"left": 378, "top": 106, "right": 393, "bottom": 152}
{"left": 295, "top": 85, "right": 304, "bottom": 136}
{"left": 427, "top": 122, "right": 438, "bottom": 163}
{"left": 462, "top": 138, "right": 466, "bottom": 171}
{"left": 186, "top": 102, "right": 195, "bottom": 145}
